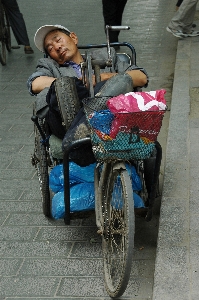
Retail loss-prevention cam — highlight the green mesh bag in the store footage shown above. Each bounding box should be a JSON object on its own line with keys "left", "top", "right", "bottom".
{"left": 83, "top": 97, "right": 165, "bottom": 162}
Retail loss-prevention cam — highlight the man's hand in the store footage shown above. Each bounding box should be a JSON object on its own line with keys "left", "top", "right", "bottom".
{"left": 32, "top": 76, "right": 56, "bottom": 94}
{"left": 126, "top": 70, "right": 148, "bottom": 87}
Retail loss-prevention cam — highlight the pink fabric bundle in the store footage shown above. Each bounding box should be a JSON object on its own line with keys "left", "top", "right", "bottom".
{"left": 106, "top": 90, "right": 167, "bottom": 139}
{"left": 107, "top": 89, "right": 167, "bottom": 113}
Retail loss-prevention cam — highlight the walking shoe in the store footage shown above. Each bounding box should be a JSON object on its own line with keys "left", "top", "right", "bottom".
{"left": 24, "top": 46, "right": 34, "bottom": 54}
{"left": 166, "top": 27, "right": 186, "bottom": 38}
{"left": 184, "top": 30, "right": 199, "bottom": 37}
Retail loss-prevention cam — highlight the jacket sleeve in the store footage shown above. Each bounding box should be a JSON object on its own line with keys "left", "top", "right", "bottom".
{"left": 114, "top": 56, "right": 149, "bottom": 88}
{"left": 90, "top": 47, "right": 149, "bottom": 88}
{"left": 27, "top": 58, "right": 59, "bottom": 96}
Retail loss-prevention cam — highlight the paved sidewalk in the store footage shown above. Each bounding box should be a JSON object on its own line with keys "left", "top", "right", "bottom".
{"left": 153, "top": 18, "right": 199, "bottom": 300}
{"left": 0, "top": 0, "right": 179, "bottom": 298}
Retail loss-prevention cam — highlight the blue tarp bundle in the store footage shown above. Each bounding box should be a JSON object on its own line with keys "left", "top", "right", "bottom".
{"left": 50, "top": 162, "right": 145, "bottom": 219}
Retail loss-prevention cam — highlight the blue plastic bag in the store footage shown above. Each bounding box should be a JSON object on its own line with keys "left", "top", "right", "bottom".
{"left": 50, "top": 161, "right": 145, "bottom": 220}
{"left": 51, "top": 183, "right": 95, "bottom": 219}
{"left": 89, "top": 109, "right": 114, "bottom": 134}
{"left": 52, "top": 184, "right": 144, "bottom": 219}
{"left": 49, "top": 162, "right": 96, "bottom": 193}
{"left": 50, "top": 162, "right": 96, "bottom": 219}
{"left": 49, "top": 164, "right": 64, "bottom": 193}
{"left": 134, "top": 192, "right": 145, "bottom": 208}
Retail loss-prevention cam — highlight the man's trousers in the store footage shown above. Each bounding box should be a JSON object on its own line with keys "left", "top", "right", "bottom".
{"left": 169, "top": 0, "right": 199, "bottom": 32}
{"left": 2, "top": 0, "right": 30, "bottom": 45}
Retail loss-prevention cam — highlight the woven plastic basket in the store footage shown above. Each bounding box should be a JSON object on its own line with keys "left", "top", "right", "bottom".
{"left": 83, "top": 97, "right": 166, "bottom": 162}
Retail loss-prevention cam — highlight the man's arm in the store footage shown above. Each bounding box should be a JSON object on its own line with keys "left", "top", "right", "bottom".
{"left": 31, "top": 68, "right": 147, "bottom": 94}
{"left": 27, "top": 58, "right": 61, "bottom": 95}
{"left": 90, "top": 47, "right": 148, "bottom": 88}
{"left": 100, "top": 69, "right": 148, "bottom": 88}
{"left": 31, "top": 76, "right": 56, "bottom": 94}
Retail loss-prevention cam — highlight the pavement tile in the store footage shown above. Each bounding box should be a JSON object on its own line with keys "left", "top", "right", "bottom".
{"left": 0, "top": 226, "right": 39, "bottom": 241}
{"left": 35, "top": 226, "right": 100, "bottom": 242}
{"left": 0, "top": 258, "right": 23, "bottom": 276}
{"left": 57, "top": 276, "right": 105, "bottom": 297}
{"left": 0, "top": 200, "right": 41, "bottom": 213}
{"left": 0, "top": 240, "right": 73, "bottom": 258}
{"left": 0, "top": 169, "right": 35, "bottom": 180}
{"left": 0, "top": 276, "right": 59, "bottom": 297}
{"left": 19, "top": 257, "right": 103, "bottom": 276}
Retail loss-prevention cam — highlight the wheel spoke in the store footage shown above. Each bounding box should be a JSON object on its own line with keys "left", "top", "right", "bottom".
{"left": 102, "top": 167, "right": 134, "bottom": 298}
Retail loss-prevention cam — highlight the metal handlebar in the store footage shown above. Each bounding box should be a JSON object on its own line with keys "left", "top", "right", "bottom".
{"left": 105, "top": 25, "right": 130, "bottom": 63}
{"left": 80, "top": 25, "right": 131, "bottom": 98}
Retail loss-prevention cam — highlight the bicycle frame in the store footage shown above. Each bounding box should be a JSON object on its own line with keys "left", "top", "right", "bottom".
{"left": 0, "top": 0, "right": 11, "bottom": 65}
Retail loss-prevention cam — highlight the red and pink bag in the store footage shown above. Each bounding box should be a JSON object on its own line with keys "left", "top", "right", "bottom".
{"left": 106, "top": 90, "right": 167, "bottom": 139}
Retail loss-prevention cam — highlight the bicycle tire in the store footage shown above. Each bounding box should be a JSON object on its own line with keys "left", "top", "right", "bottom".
{"left": 34, "top": 119, "right": 51, "bottom": 218}
{"left": 4, "top": 11, "right": 11, "bottom": 52}
{"left": 54, "top": 76, "right": 81, "bottom": 131}
{"left": 102, "top": 166, "right": 135, "bottom": 298}
{"left": 0, "top": 7, "right": 6, "bottom": 65}
{"left": 95, "top": 163, "right": 112, "bottom": 229}
{"left": 0, "top": 42, "right": 6, "bottom": 65}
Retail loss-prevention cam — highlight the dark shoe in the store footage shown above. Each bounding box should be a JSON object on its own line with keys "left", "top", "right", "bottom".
{"left": 24, "top": 46, "right": 34, "bottom": 54}
{"left": 11, "top": 45, "right": 20, "bottom": 49}
{"left": 192, "top": 23, "right": 196, "bottom": 28}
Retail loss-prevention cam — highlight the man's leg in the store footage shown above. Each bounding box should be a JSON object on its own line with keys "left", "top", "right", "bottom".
{"left": 168, "top": 0, "right": 198, "bottom": 32}
{"left": 115, "top": 0, "right": 128, "bottom": 42}
{"left": 102, "top": 0, "right": 127, "bottom": 43}
{"left": 176, "top": 0, "right": 184, "bottom": 9}
{"left": 102, "top": 0, "right": 119, "bottom": 42}
{"left": 2, "top": 0, "right": 30, "bottom": 45}
{"left": 116, "top": 0, "right": 128, "bottom": 27}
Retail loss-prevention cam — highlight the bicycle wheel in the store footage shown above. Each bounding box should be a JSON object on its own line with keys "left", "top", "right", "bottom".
{"left": 0, "top": 42, "right": 6, "bottom": 65}
{"left": 0, "top": 6, "right": 6, "bottom": 65}
{"left": 33, "top": 118, "right": 51, "bottom": 218}
{"left": 4, "top": 10, "right": 11, "bottom": 52}
{"left": 102, "top": 166, "right": 135, "bottom": 298}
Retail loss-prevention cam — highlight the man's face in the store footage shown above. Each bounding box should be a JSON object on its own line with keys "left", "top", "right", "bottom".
{"left": 44, "top": 30, "right": 79, "bottom": 64}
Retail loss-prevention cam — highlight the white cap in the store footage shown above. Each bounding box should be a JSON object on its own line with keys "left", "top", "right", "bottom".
{"left": 34, "top": 24, "right": 71, "bottom": 52}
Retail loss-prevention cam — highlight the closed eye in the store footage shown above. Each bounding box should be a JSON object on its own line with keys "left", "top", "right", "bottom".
{"left": 48, "top": 46, "right": 53, "bottom": 53}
